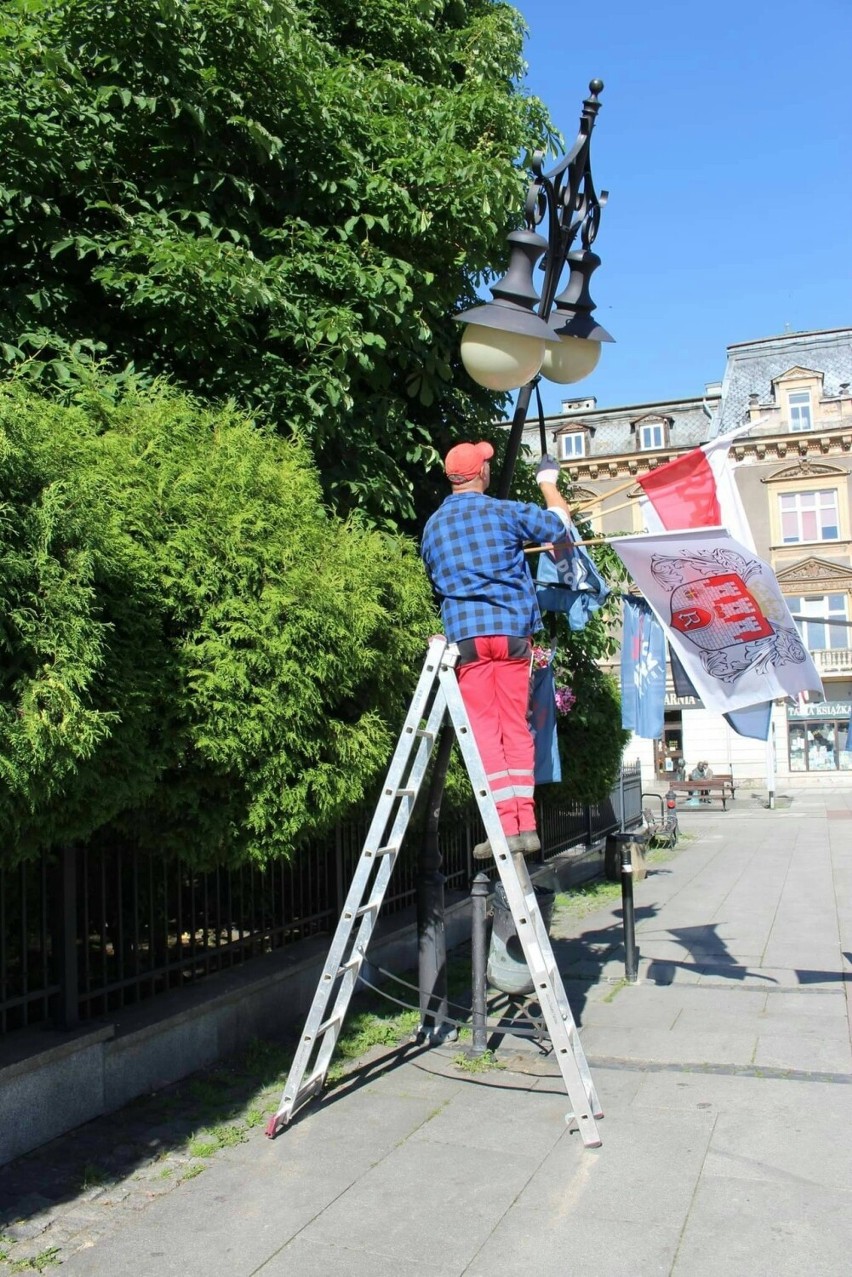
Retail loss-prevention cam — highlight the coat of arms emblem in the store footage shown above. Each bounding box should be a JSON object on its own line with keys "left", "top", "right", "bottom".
{"left": 650, "top": 549, "right": 807, "bottom": 682}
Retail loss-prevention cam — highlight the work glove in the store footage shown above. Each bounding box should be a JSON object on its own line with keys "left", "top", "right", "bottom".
{"left": 535, "top": 455, "right": 560, "bottom": 485}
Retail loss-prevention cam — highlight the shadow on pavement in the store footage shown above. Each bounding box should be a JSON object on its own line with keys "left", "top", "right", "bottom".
{"left": 546, "top": 904, "right": 661, "bottom": 1027}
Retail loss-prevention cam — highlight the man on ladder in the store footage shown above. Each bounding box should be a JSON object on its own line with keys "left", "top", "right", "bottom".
{"left": 421, "top": 441, "right": 572, "bottom": 859}
{"left": 266, "top": 443, "right": 603, "bottom": 1146}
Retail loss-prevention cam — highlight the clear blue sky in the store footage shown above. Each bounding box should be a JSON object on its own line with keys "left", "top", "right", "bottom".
{"left": 509, "top": 0, "right": 852, "bottom": 416}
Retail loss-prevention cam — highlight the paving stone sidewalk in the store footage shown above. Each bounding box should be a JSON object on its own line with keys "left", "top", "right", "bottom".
{"left": 2, "top": 790, "right": 851, "bottom": 1276}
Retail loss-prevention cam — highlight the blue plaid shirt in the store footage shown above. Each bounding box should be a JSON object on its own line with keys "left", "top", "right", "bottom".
{"left": 421, "top": 492, "right": 569, "bottom": 642}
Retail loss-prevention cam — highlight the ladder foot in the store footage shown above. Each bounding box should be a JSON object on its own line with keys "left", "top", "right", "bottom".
{"left": 265, "top": 1114, "right": 285, "bottom": 1139}
{"left": 566, "top": 1112, "right": 603, "bottom": 1148}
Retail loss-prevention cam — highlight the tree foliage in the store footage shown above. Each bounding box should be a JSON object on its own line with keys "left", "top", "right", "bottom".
{"left": 0, "top": 374, "right": 438, "bottom": 865}
{"left": 0, "top": 0, "right": 555, "bottom": 526}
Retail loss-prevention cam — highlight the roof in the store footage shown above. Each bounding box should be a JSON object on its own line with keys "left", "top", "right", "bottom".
{"left": 510, "top": 395, "right": 714, "bottom": 459}
{"left": 498, "top": 328, "right": 852, "bottom": 464}
{"left": 713, "top": 329, "right": 852, "bottom": 436}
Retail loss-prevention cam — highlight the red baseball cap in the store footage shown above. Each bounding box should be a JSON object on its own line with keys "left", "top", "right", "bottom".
{"left": 444, "top": 440, "right": 494, "bottom": 484}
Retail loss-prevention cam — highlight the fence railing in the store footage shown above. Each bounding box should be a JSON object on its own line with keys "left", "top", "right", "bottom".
{"left": 0, "top": 762, "right": 641, "bottom": 1037}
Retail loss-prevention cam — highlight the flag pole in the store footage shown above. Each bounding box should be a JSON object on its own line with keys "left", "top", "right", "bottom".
{"left": 580, "top": 494, "right": 636, "bottom": 520}
{"left": 765, "top": 723, "right": 776, "bottom": 810}
{"left": 573, "top": 475, "right": 638, "bottom": 511}
{"left": 523, "top": 535, "right": 621, "bottom": 554}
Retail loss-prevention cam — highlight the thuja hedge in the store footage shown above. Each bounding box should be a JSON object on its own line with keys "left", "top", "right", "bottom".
{"left": 0, "top": 377, "right": 439, "bottom": 866}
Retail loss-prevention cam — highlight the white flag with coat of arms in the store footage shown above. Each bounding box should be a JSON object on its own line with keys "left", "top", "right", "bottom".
{"left": 612, "top": 527, "right": 824, "bottom": 714}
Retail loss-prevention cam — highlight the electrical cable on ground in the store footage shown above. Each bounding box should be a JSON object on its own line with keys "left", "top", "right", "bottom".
{"left": 356, "top": 963, "right": 551, "bottom": 1044}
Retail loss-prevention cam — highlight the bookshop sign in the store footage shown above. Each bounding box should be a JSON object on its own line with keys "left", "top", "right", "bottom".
{"left": 787, "top": 700, "right": 851, "bottom": 721}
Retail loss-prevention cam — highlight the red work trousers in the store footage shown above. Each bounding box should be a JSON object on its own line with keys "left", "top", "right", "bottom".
{"left": 456, "top": 635, "right": 535, "bottom": 837}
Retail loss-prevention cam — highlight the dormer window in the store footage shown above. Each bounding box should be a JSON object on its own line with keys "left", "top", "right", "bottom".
{"left": 559, "top": 431, "right": 586, "bottom": 460}
{"left": 633, "top": 415, "right": 671, "bottom": 451}
{"left": 788, "top": 390, "right": 813, "bottom": 432}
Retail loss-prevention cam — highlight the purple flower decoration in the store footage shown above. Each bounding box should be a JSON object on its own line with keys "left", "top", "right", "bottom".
{"left": 555, "top": 685, "right": 575, "bottom": 716}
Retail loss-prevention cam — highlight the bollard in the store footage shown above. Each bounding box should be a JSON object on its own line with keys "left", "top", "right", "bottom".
{"left": 469, "top": 872, "right": 490, "bottom": 1056}
{"left": 620, "top": 842, "right": 638, "bottom": 983}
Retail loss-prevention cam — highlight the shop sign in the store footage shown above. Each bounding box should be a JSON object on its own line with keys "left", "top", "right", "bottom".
{"left": 786, "top": 700, "right": 851, "bottom": 721}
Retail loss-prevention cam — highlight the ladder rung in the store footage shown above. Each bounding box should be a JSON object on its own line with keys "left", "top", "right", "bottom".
{"left": 336, "top": 955, "right": 362, "bottom": 978}
{"left": 354, "top": 898, "right": 382, "bottom": 919}
{"left": 414, "top": 727, "right": 434, "bottom": 740}
{"left": 366, "top": 843, "right": 399, "bottom": 858}
{"left": 317, "top": 1012, "right": 343, "bottom": 1036}
{"left": 283, "top": 1067, "right": 326, "bottom": 1113}
{"left": 392, "top": 788, "right": 415, "bottom": 798}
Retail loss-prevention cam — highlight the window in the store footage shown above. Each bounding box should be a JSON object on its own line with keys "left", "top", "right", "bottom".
{"left": 789, "top": 594, "right": 848, "bottom": 650}
{"left": 559, "top": 432, "right": 585, "bottom": 459}
{"left": 638, "top": 421, "right": 667, "bottom": 450}
{"left": 779, "top": 489, "right": 839, "bottom": 543}
{"left": 788, "top": 390, "right": 813, "bottom": 432}
{"left": 787, "top": 710, "right": 852, "bottom": 773}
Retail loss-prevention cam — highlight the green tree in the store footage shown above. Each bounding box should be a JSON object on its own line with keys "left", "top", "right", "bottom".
{"left": 0, "top": 0, "right": 555, "bottom": 526}
{"left": 0, "top": 374, "right": 438, "bottom": 865}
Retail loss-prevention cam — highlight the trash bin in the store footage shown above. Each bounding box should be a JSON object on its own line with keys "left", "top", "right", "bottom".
{"left": 486, "top": 881, "right": 555, "bottom": 996}
{"left": 604, "top": 831, "right": 648, "bottom": 883}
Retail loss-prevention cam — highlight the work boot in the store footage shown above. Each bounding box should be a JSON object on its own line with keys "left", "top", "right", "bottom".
{"left": 472, "top": 834, "right": 526, "bottom": 860}
{"left": 518, "top": 830, "right": 541, "bottom": 854}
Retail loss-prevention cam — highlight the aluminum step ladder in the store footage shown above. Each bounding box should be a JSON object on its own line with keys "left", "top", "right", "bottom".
{"left": 266, "top": 636, "right": 603, "bottom": 1147}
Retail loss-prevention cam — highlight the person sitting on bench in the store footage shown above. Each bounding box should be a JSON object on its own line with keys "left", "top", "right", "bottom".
{"left": 688, "top": 763, "right": 702, "bottom": 799}
{"left": 697, "top": 761, "right": 713, "bottom": 801}
{"left": 687, "top": 761, "right": 713, "bottom": 802}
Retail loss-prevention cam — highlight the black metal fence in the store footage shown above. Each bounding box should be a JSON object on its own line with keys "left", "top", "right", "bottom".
{"left": 0, "top": 763, "right": 641, "bottom": 1037}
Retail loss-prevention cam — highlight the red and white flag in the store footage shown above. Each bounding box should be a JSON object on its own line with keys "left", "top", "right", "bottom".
{"left": 612, "top": 528, "right": 824, "bottom": 714}
{"left": 633, "top": 424, "right": 784, "bottom": 737}
{"left": 637, "top": 426, "right": 754, "bottom": 548}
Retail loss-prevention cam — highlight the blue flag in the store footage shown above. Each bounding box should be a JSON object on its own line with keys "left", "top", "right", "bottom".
{"left": 724, "top": 701, "right": 772, "bottom": 741}
{"left": 621, "top": 597, "right": 666, "bottom": 739}
{"left": 530, "top": 661, "right": 562, "bottom": 784}
{"left": 535, "top": 528, "right": 610, "bottom": 630}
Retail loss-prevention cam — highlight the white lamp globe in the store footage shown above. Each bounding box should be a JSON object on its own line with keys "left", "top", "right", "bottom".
{"left": 460, "top": 324, "right": 546, "bottom": 392}
{"left": 540, "top": 334, "right": 601, "bottom": 384}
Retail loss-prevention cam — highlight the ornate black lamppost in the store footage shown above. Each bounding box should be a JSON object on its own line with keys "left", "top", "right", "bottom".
{"left": 417, "top": 80, "right": 612, "bottom": 1044}
{"left": 457, "top": 78, "right": 613, "bottom": 488}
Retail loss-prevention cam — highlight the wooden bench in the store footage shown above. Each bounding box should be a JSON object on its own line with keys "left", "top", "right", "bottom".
{"left": 668, "top": 778, "right": 735, "bottom": 811}
{"left": 711, "top": 771, "right": 736, "bottom": 797}
{"left": 642, "top": 806, "right": 678, "bottom": 848}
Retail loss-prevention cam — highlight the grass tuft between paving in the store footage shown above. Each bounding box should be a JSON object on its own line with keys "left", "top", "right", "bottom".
{"left": 452, "top": 1048, "right": 505, "bottom": 1074}
{"left": 8, "top": 1247, "right": 60, "bottom": 1273}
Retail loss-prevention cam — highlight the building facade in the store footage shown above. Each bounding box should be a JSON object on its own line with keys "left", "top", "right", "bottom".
{"left": 516, "top": 327, "right": 852, "bottom": 790}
